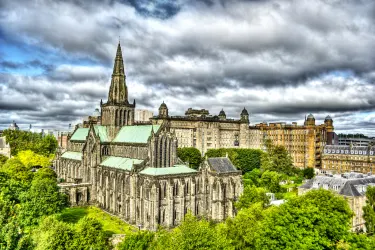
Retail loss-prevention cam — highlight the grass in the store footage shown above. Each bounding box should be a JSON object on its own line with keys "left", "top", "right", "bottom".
{"left": 58, "top": 206, "right": 137, "bottom": 235}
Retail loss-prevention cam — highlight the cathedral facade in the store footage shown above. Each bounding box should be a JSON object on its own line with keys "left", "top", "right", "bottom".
{"left": 54, "top": 43, "right": 243, "bottom": 230}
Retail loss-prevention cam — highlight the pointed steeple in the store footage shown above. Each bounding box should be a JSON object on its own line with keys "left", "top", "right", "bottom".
{"left": 108, "top": 42, "right": 128, "bottom": 104}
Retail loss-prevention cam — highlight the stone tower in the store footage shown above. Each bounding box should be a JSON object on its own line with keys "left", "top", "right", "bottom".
{"left": 324, "top": 115, "right": 334, "bottom": 132}
{"left": 101, "top": 42, "right": 135, "bottom": 138}
{"left": 158, "top": 101, "right": 169, "bottom": 118}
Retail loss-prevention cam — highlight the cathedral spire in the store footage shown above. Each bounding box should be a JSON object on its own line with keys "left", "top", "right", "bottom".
{"left": 108, "top": 42, "right": 128, "bottom": 104}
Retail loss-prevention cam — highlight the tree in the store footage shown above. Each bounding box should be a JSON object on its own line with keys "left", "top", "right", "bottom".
{"left": 16, "top": 150, "right": 52, "bottom": 169}
{"left": 243, "top": 168, "right": 261, "bottom": 187}
{"left": 19, "top": 178, "right": 67, "bottom": 227}
{"left": 363, "top": 186, "right": 375, "bottom": 235}
{"left": 303, "top": 167, "right": 315, "bottom": 179}
{"left": 235, "top": 185, "right": 269, "bottom": 210}
{"left": 259, "top": 171, "right": 282, "bottom": 193}
{"left": 34, "top": 216, "right": 75, "bottom": 250}
{"left": 0, "top": 155, "right": 8, "bottom": 167}
{"left": 72, "top": 217, "right": 111, "bottom": 250}
{"left": 0, "top": 158, "right": 33, "bottom": 183}
{"left": 118, "top": 230, "right": 155, "bottom": 250}
{"left": 255, "top": 189, "right": 353, "bottom": 249}
{"left": 177, "top": 148, "right": 202, "bottom": 169}
{"left": 261, "top": 139, "right": 296, "bottom": 176}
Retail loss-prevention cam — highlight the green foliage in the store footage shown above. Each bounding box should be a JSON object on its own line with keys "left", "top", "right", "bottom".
{"left": 205, "top": 148, "right": 264, "bottom": 173}
{"left": 19, "top": 178, "right": 67, "bottom": 227}
{"left": 363, "top": 186, "right": 375, "bottom": 235}
{"left": 261, "top": 140, "right": 296, "bottom": 175}
{"left": 177, "top": 147, "right": 202, "bottom": 169}
{"left": 2, "top": 129, "right": 57, "bottom": 157}
{"left": 16, "top": 150, "right": 53, "bottom": 169}
{"left": 259, "top": 170, "right": 282, "bottom": 193}
{"left": 243, "top": 168, "right": 261, "bottom": 187}
{"left": 256, "top": 189, "right": 353, "bottom": 250}
{"left": 72, "top": 217, "right": 111, "bottom": 250}
{"left": 118, "top": 230, "right": 155, "bottom": 250}
{"left": 1, "top": 158, "right": 33, "bottom": 183}
{"left": 0, "top": 155, "right": 8, "bottom": 167}
{"left": 303, "top": 167, "right": 315, "bottom": 179}
{"left": 235, "top": 185, "right": 269, "bottom": 210}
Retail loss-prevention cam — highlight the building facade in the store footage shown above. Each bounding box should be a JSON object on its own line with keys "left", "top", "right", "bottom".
{"left": 135, "top": 109, "right": 154, "bottom": 122}
{"left": 152, "top": 107, "right": 335, "bottom": 169}
{"left": 338, "top": 136, "right": 375, "bottom": 147}
{"left": 0, "top": 136, "right": 11, "bottom": 158}
{"left": 298, "top": 173, "right": 375, "bottom": 231}
{"left": 321, "top": 145, "right": 375, "bottom": 174}
{"left": 54, "top": 43, "right": 243, "bottom": 230}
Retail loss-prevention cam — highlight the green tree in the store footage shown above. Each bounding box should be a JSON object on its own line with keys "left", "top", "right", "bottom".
{"left": 72, "top": 217, "right": 111, "bottom": 250}
{"left": 16, "top": 150, "right": 52, "bottom": 169}
{"left": 0, "top": 155, "right": 8, "bottom": 167}
{"left": 255, "top": 189, "right": 353, "bottom": 250}
{"left": 34, "top": 216, "right": 75, "bottom": 250}
{"left": 177, "top": 147, "right": 202, "bottom": 169}
{"left": 118, "top": 230, "right": 155, "bottom": 250}
{"left": 261, "top": 139, "right": 296, "bottom": 176}
{"left": 243, "top": 168, "right": 261, "bottom": 187}
{"left": 235, "top": 185, "right": 269, "bottom": 210}
{"left": 303, "top": 167, "right": 315, "bottom": 179}
{"left": 363, "top": 186, "right": 375, "bottom": 235}
{"left": 1, "top": 158, "right": 33, "bottom": 183}
{"left": 19, "top": 178, "right": 67, "bottom": 227}
{"left": 259, "top": 170, "right": 282, "bottom": 193}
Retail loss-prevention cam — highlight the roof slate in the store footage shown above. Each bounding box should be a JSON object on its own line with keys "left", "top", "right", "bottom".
{"left": 113, "top": 125, "right": 161, "bottom": 143}
{"left": 61, "top": 151, "right": 82, "bottom": 161}
{"left": 100, "top": 156, "right": 143, "bottom": 171}
{"left": 70, "top": 128, "right": 89, "bottom": 141}
{"left": 207, "top": 157, "right": 239, "bottom": 173}
{"left": 139, "top": 165, "right": 197, "bottom": 176}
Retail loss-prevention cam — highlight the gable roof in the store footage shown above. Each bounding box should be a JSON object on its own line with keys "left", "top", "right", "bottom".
{"left": 100, "top": 156, "right": 143, "bottom": 171}
{"left": 70, "top": 128, "right": 89, "bottom": 141}
{"left": 94, "top": 125, "right": 109, "bottom": 142}
{"left": 113, "top": 125, "right": 161, "bottom": 143}
{"left": 139, "top": 165, "right": 197, "bottom": 176}
{"left": 61, "top": 151, "right": 82, "bottom": 161}
{"left": 207, "top": 157, "right": 239, "bottom": 173}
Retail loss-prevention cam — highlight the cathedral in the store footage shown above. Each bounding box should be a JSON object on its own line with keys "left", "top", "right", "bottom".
{"left": 54, "top": 43, "right": 243, "bottom": 230}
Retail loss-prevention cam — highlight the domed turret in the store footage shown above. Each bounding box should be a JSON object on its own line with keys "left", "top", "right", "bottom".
{"left": 304, "top": 113, "right": 315, "bottom": 126}
{"left": 218, "top": 109, "right": 226, "bottom": 120}
{"left": 324, "top": 115, "right": 333, "bottom": 131}
{"left": 158, "top": 101, "right": 169, "bottom": 118}
{"left": 92, "top": 108, "right": 100, "bottom": 117}
{"left": 240, "top": 107, "right": 249, "bottom": 123}
{"left": 9, "top": 120, "right": 19, "bottom": 131}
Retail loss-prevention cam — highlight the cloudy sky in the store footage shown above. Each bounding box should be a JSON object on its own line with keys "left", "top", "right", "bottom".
{"left": 1, "top": 0, "right": 375, "bottom": 135}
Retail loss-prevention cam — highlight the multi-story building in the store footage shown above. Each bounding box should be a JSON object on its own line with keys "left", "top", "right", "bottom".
{"left": 298, "top": 172, "right": 375, "bottom": 231}
{"left": 54, "top": 42, "right": 242, "bottom": 230}
{"left": 339, "top": 136, "right": 375, "bottom": 147}
{"left": 321, "top": 145, "right": 375, "bottom": 174}
{"left": 152, "top": 106, "right": 335, "bottom": 168}
{"left": 135, "top": 109, "right": 153, "bottom": 122}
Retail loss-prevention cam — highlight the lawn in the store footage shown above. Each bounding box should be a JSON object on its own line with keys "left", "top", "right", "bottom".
{"left": 58, "top": 206, "right": 137, "bottom": 235}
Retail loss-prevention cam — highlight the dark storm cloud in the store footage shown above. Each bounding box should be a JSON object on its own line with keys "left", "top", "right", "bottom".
{"left": 0, "top": 0, "right": 375, "bottom": 134}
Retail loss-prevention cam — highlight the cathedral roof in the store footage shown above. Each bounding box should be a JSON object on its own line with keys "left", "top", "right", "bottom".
{"left": 70, "top": 128, "right": 89, "bottom": 141}
{"left": 100, "top": 156, "right": 144, "bottom": 171}
{"left": 139, "top": 165, "right": 197, "bottom": 176}
{"left": 61, "top": 151, "right": 83, "bottom": 161}
{"left": 207, "top": 157, "right": 239, "bottom": 173}
{"left": 93, "top": 125, "right": 109, "bottom": 142}
{"left": 113, "top": 125, "right": 161, "bottom": 143}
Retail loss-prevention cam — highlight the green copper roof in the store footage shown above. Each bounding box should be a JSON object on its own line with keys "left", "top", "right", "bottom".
{"left": 139, "top": 165, "right": 197, "bottom": 176}
{"left": 61, "top": 151, "right": 82, "bottom": 161}
{"left": 100, "top": 156, "right": 143, "bottom": 171}
{"left": 113, "top": 125, "right": 161, "bottom": 143}
{"left": 70, "top": 128, "right": 89, "bottom": 141}
{"left": 94, "top": 125, "right": 109, "bottom": 142}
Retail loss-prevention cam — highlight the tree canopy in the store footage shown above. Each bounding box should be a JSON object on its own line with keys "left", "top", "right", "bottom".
{"left": 177, "top": 147, "right": 202, "bottom": 169}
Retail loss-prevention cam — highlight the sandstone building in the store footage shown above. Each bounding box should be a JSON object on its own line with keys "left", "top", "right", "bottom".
{"left": 54, "top": 43, "right": 243, "bottom": 230}
{"left": 152, "top": 107, "right": 335, "bottom": 169}
{"left": 299, "top": 172, "right": 375, "bottom": 231}
{"left": 321, "top": 145, "right": 375, "bottom": 174}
